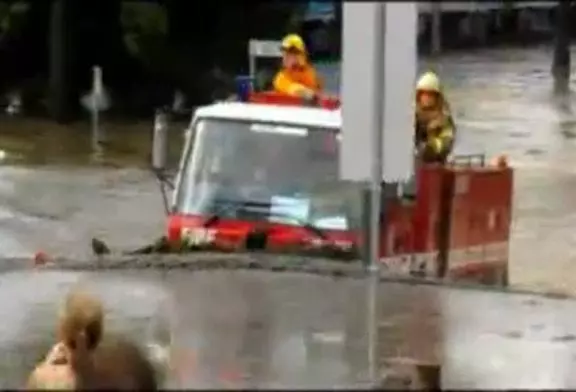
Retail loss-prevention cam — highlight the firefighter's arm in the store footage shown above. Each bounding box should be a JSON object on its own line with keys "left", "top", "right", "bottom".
{"left": 426, "top": 118, "right": 454, "bottom": 156}
{"left": 273, "top": 71, "right": 313, "bottom": 98}
{"left": 311, "top": 67, "right": 323, "bottom": 92}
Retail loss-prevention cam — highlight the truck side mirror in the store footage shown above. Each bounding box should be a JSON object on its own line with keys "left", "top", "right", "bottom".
{"left": 151, "top": 108, "right": 175, "bottom": 214}
{"left": 152, "top": 108, "right": 169, "bottom": 171}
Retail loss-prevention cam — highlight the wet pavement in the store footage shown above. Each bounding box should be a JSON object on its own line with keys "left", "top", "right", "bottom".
{"left": 2, "top": 44, "right": 576, "bottom": 388}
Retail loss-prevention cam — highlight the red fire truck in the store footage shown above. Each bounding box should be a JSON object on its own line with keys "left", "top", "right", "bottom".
{"left": 150, "top": 79, "right": 513, "bottom": 287}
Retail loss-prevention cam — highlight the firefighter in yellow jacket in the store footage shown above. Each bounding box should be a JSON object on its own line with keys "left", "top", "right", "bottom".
{"left": 273, "top": 34, "right": 323, "bottom": 100}
{"left": 415, "top": 71, "right": 455, "bottom": 163}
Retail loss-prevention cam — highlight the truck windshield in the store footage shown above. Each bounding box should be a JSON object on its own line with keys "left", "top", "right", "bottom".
{"left": 175, "top": 118, "right": 362, "bottom": 231}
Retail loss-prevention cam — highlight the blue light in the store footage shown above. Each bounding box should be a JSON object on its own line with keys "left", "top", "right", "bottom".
{"left": 235, "top": 75, "right": 253, "bottom": 102}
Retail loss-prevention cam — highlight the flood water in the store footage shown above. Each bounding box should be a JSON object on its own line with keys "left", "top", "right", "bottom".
{"left": 3, "top": 44, "right": 576, "bottom": 388}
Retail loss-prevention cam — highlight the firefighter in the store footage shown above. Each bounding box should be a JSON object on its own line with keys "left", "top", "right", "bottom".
{"left": 415, "top": 71, "right": 455, "bottom": 164}
{"left": 273, "top": 34, "right": 323, "bottom": 101}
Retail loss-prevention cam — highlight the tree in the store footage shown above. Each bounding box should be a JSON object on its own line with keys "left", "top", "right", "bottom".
{"left": 48, "top": 0, "right": 74, "bottom": 121}
{"left": 164, "top": 0, "right": 301, "bottom": 105}
{"left": 3, "top": 0, "right": 303, "bottom": 121}
{"left": 0, "top": 1, "right": 51, "bottom": 106}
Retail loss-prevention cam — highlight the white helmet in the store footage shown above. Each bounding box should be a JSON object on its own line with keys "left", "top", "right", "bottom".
{"left": 416, "top": 71, "right": 441, "bottom": 93}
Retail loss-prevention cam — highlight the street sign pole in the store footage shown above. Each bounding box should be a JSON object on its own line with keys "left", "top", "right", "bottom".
{"left": 341, "top": 2, "right": 383, "bottom": 272}
{"left": 341, "top": 2, "right": 418, "bottom": 385}
{"left": 368, "top": 4, "right": 385, "bottom": 274}
{"left": 341, "top": 3, "right": 417, "bottom": 271}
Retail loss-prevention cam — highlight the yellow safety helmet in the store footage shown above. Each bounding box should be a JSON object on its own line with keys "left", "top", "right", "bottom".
{"left": 416, "top": 71, "right": 441, "bottom": 93}
{"left": 281, "top": 34, "right": 306, "bottom": 53}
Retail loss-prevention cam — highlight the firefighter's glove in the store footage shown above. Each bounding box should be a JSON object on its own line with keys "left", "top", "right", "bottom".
{"left": 429, "top": 138, "right": 443, "bottom": 154}
{"left": 417, "top": 139, "right": 443, "bottom": 162}
{"left": 427, "top": 118, "right": 443, "bottom": 131}
{"left": 299, "top": 88, "right": 317, "bottom": 104}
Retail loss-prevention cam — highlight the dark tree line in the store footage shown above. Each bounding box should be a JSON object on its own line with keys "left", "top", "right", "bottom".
{"left": 0, "top": 0, "right": 304, "bottom": 123}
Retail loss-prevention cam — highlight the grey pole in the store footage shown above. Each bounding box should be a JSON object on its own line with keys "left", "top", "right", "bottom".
{"left": 91, "top": 66, "right": 103, "bottom": 153}
{"left": 91, "top": 103, "right": 100, "bottom": 150}
{"left": 342, "top": 3, "right": 417, "bottom": 387}
{"left": 366, "top": 263, "right": 380, "bottom": 383}
{"left": 368, "top": 3, "right": 386, "bottom": 273}
{"left": 367, "top": 4, "right": 386, "bottom": 385}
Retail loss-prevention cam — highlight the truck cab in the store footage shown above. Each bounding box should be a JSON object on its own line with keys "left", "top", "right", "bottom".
{"left": 150, "top": 40, "right": 513, "bottom": 287}
{"left": 152, "top": 89, "right": 512, "bottom": 286}
{"left": 166, "top": 95, "right": 360, "bottom": 254}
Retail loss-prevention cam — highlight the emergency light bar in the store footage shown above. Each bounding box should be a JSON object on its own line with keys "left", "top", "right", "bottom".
{"left": 235, "top": 76, "right": 253, "bottom": 101}
{"left": 234, "top": 78, "right": 341, "bottom": 109}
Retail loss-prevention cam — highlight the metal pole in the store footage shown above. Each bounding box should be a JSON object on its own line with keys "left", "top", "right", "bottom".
{"left": 360, "top": 185, "right": 372, "bottom": 268}
{"left": 366, "top": 269, "right": 379, "bottom": 384}
{"left": 367, "top": 6, "right": 385, "bottom": 382}
{"left": 91, "top": 66, "right": 103, "bottom": 153}
{"left": 91, "top": 107, "right": 99, "bottom": 150}
{"left": 368, "top": 3, "right": 386, "bottom": 273}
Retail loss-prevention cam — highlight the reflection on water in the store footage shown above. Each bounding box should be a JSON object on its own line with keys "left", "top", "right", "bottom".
{"left": 0, "top": 270, "right": 174, "bottom": 388}
{"left": 0, "top": 117, "right": 186, "bottom": 167}
{"left": 165, "top": 269, "right": 372, "bottom": 389}
{"left": 0, "top": 269, "right": 387, "bottom": 389}
{"left": 4, "top": 269, "right": 576, "bottom": 389}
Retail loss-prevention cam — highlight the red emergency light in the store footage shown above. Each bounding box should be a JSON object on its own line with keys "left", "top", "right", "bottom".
{"left": 248, "top": 91, "right": 341, "bottom": 110}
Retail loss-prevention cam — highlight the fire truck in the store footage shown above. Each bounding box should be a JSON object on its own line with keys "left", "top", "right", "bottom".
{"left": 149, "top": 40, "right": 513, "bottom": 287}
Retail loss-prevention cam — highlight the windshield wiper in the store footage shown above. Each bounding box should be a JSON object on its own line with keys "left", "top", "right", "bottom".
{"left": 201, "top": 199, "right": 249, "bottom": 228}
{"left": 202, "top": 199, "right": 329, "bottom": 241}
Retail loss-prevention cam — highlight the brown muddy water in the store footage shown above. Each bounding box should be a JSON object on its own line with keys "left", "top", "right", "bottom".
{"left": 2, "top": 44, "right": 576, "bottom": 389}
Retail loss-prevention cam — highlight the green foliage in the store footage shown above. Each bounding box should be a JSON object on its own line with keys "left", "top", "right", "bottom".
{"left": 0, "top": 1, "right": 30, "bottom": 35}
{"left": 121, "top": 2, "right": 168, "bottom": 67}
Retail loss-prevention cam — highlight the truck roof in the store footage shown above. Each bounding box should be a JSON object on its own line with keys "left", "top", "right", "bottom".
{"left": 194, "top": 101, "right": 341, "bottom": 129}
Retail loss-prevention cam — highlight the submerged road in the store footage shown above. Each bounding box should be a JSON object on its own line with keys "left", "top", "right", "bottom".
{"left": 1, "top": 45, "right": 575, "bottom": 291}
{"left": 1, "top": 44, "right": 576, "bottom": 388}
{"left": 326, "top": 44, "right": 576, "bottom": 294}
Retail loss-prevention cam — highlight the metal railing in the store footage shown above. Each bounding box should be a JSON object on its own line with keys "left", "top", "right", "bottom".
{"left": 449, "top": 153, "right": 486, "bottom": 167}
